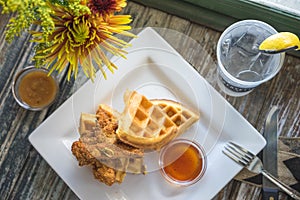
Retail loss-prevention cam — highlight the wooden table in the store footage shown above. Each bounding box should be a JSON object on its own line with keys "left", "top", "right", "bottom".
{"left": 0, "top": 1, "right": 299, "bottom": 200}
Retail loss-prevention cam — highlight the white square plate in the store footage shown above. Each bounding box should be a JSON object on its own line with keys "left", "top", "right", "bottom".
{"left": 29, "top": 27, "right": 266, "bottom": 200}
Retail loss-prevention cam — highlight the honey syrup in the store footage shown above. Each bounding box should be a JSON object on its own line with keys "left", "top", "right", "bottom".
{"left": 162, "top": 142, "right": 204, "bottom": 182}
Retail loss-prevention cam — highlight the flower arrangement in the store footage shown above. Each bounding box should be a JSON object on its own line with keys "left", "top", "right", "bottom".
{"left": 0, "top": 0, "right": 135, "bottom": 81}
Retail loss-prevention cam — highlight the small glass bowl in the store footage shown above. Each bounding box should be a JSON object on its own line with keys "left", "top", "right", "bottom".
{"left": 159, "top": 139, "right": 207, "bottom": 187}
{"left": 12, "top": 66, "right": 59, "bottom": 111}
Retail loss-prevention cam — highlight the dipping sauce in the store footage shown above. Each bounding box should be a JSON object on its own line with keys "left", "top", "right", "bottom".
{"left": 12, "top": 67, "right": 58, "bottom": 110}
{"left": 159, "top": 139, "right": 206, "bottom": 186}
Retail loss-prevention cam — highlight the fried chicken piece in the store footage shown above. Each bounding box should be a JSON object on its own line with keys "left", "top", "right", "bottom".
{"left": 71, "top": 104, "right": 146, "bottom": 186}
{"left": 72, "top": 141, "right": 95, "bottom": 166}
{"left": 72, "top": 141, "right": 121, "bottom": 186}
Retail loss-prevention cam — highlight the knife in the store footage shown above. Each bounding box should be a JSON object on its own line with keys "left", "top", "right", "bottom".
{"left": 262, "top": 106, "right": 279, "bottom": 200}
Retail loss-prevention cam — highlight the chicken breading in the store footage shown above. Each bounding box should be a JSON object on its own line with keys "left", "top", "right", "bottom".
{"left": 71, "top": 104, "right": 146, "bottom": 186}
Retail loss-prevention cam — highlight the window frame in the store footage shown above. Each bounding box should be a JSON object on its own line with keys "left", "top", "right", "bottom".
{"left": 132, "top": 0, "right": 300, "bottom": 56}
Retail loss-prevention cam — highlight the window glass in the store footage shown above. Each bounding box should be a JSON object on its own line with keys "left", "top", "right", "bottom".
{"left": 248, "top": 0, "right": 300, "bottom": 17}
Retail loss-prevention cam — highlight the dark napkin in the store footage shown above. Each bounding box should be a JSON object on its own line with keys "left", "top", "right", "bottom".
{"left": 234, "top": 137, "right": 300, "bottom": 192}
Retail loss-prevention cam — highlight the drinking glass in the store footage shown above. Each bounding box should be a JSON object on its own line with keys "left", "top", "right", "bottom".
{"left": 216, "top": 20, "right": 285, "bottom": 97}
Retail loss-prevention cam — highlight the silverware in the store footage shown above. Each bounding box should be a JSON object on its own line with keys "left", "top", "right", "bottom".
{"left": 223, "top": 141, "right": 300, "bottom": 200}
{"left": 262, "top": 106, "right": 279, "bottom": 200}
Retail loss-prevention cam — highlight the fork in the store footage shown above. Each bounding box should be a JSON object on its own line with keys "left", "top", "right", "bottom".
{"left": 223, "top": 141, "right": 300, "bottom": 200}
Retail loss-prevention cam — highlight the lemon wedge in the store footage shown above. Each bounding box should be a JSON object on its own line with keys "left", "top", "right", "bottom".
{"left": 259, "top": 32, "right": 300, "bottom": 51}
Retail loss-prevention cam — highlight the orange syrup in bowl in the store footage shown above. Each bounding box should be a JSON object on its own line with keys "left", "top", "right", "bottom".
{"left": 159, "top": 139, "right": 207, "bottom": 186}
{"left": 12, "top": 66, "right": 59, "bottom": 111}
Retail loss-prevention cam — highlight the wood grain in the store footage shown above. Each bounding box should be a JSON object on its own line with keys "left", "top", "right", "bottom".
{"left": 0, "top": 1, "right": 299, "bottom": 200}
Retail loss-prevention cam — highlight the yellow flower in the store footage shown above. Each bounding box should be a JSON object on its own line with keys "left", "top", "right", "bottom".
{"left": 0, "top": 0, "right": 54, "bottom": 42}
{"left": 32, "top": 3, "right": 135, "bottom": 81}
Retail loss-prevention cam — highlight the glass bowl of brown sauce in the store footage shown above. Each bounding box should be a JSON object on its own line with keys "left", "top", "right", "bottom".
{"left": 12, "top": 66, "right": 59, "bottom": 111}
{"left": 159, "top": 139, "right": 207, "bottom": 187}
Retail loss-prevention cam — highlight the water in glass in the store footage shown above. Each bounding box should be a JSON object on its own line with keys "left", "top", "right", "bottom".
{"left": 220, "top": 25, "right": 275, "bottom": 82}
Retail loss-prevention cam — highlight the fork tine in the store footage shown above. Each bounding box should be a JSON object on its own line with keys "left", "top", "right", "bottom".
{"left": 223, "top": 142, "right": 256, "bottom": 167}
{"left": 225, "top": 144, "right": 252, "bottom": 164}
{"left": 229, "top": 141, "right": 255, "bottom": 158}
{"left": 227, "top": 142, "right": 253, "bottom": 161}
{"left": 222, "top": 149, "right": 248, "bottom": 166}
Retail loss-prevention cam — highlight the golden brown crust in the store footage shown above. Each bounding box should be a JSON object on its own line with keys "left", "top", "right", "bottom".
{"left": 151, "top": 99, "right": 200, "bottom": 136}
{"left": 71, "top": 104, "right": 146, "bottom": 186}
{"left": 71, "top": 141, "right": 120, "bottom": 186}
{"left": 116, "top": 127, "right": 178, "bottom": 150}
{"left": 116, "top": 91, "right": 200, "bottom": 150}
{"left": 116, "top": 91, "right": 179, "bottom": 150}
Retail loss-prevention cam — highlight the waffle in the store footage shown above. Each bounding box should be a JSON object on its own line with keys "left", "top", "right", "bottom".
{"left": 79, "top": 112, "right": 98, "bottom": 135}
{"left": 151, "top": 99, "right": 199, "bottom": 136}
{"left": 116, "top": 91, "right": 199, "bottom": 150}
